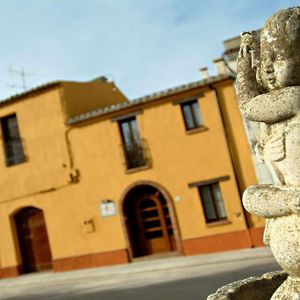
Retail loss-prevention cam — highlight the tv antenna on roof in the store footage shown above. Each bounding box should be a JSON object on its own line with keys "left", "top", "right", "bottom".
{"left": 7, "top": 65, "right": 45, "bottom": 91}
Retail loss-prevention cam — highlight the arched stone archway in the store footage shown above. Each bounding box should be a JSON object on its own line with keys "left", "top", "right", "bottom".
{"left": 14, "top": 207, "right": 52, "bottom": 273}
{"left": 121, "top": 181, "right": 181, "bottom": 258}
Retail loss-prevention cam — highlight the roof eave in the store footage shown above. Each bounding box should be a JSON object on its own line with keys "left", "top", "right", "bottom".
{"left": 67, "top": 74, "right": 234, "bottom": 126}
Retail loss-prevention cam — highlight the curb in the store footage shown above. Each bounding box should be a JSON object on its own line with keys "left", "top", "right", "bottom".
{"left": 0, "top": 247, "right": 274, "bottom": 288}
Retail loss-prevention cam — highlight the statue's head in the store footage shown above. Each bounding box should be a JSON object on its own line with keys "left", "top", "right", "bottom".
{"left": 259, "top": 7, "right": 300, "bottom": 90}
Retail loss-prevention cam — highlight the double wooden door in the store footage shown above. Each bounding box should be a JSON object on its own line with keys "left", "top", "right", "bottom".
{"left": 133, "top": 194, "right": 174, "bottom": 256}
{"left": 15, "top": 208, "right": 52, "bottom": 273}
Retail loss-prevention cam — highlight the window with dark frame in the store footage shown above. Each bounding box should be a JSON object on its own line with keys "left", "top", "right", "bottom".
{"left": 118, "top": 117, "right": 146, "bottom": 169}
{"left": 1, "top": 114, "right": 25, "bottom": 166}
{"left": 180, "top": 99, "right": 204, "bottom": 131}
{"left": 198, "top": 183, "right": 227, "bottom": 223}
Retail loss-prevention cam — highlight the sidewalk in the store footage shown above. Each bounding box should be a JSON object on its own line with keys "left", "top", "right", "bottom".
{"left": 0, "top": 247, "right": 274, "bottom": 289}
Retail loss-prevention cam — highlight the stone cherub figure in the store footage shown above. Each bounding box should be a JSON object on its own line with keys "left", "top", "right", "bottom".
{"left": 237, "top": 7, "right": 300, "bottom": 299}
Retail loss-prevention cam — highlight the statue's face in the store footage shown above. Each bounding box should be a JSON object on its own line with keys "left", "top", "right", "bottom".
{"left": 261, "top": 41, "right": 300, "bottom": 90}
{"left": 260, "top": 33, "right": 300, "bottom": 90}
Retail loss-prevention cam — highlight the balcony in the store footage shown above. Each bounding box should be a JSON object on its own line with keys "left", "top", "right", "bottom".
{"left": 120, "top": 139, "right": 151, "bottom": 171}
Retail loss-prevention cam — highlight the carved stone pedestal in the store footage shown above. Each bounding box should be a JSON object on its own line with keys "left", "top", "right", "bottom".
{"left": 208, "top": 272, "right": 287, "bottom": 300}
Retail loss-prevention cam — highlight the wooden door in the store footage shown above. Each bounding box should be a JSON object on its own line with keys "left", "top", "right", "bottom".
{"left": 15, "top": 208, "right": 52, "bottom": 273}
{"left": 135, "top": 194, "right": 172, "bottom": 255}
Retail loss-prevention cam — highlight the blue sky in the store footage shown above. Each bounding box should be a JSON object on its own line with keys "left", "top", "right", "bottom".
{"left": 0, "top": 0, "right": 298, "bottom": 100}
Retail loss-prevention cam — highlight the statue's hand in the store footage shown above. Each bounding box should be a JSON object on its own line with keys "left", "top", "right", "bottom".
{"left": 237, "top": 32, "right": 252, "bottom": 67}
{"left": 236, "top": 32, "right": 262, "bottom": 107}
{"left": 264, "top": 134, "right": 285, "bottom": 162}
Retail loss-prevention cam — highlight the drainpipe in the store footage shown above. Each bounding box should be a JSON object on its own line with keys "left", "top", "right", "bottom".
{"left": 0, "top": 126, "right": 79, "bottom": 205}
{"left": 209, "top": 84, "right": 251, "bottom": 230}
{"left": 64, "top": 127, "right": 80, "bottom": 183}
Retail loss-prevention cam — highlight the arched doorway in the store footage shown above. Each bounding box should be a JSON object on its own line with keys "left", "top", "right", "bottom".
{"left": 123, "top": 184, "right": 178, "bottom": 258}
{"left": 14, "top": 207, "right": 52, "bottom": 273}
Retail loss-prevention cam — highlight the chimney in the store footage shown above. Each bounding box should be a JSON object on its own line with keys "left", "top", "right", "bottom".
{"left": 199, "top": 67, "right": 209, "bottom": 80}
{"left": 213, "top": 58, "right": 230, "bottom": 76}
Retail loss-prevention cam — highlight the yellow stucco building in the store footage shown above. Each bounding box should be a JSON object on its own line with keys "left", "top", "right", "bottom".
{"left": 0, "top": 74, "right": 264, "bottom": 278}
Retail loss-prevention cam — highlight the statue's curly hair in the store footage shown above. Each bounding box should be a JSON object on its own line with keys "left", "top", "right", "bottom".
{"left": 261, "top": 7, "right": 300, "bottom": 45}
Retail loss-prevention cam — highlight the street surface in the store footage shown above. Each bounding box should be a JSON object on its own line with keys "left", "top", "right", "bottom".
{"left": 0, "top": 249, "right": 280, "bottom": 300}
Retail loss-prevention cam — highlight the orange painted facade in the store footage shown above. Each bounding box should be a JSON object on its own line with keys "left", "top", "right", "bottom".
{"left": 0, "top": 75, "right": 264, "bottom": 278}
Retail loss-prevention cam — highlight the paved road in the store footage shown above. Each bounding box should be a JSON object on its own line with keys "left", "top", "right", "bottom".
{"left": 2, "top": 256, "right": 280, "bottom": 300}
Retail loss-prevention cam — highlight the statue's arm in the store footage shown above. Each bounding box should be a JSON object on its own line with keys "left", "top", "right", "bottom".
{"left": 236, "top": 32, "right": 262, "bottom": 112}
{"left": 243, "top": 90, "right": 300, "bottom": 123}
{"left": 243, "top": 185, "right": 300, "bottom": 218}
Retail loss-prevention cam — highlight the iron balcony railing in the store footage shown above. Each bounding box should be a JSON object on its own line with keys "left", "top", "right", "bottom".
{"left": 120, "top": 139, "right": 151, "bottom": 170}
{"left": 4, "top": 139, "right": 26, "bottom": 166}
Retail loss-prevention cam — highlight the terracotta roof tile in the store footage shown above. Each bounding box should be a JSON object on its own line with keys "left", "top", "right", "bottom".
{"left": 0, "top": 81, "right": 61, "bottom": 106}
{"left": 67, "top": 74, "right": 232, "bottom": 125}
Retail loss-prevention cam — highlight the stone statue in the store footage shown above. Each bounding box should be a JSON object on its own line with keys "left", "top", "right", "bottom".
{"left": 236, "top": 6, "right": 300, "bottom": 299}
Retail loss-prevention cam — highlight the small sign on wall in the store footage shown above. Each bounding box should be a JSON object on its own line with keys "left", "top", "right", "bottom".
{"left": 100, "top": 200, "right": 116, "bottom": 217}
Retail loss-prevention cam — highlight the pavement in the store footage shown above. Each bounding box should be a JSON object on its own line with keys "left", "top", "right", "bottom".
{"left": 0, "top": 247, "right": 274, "bottom": 289}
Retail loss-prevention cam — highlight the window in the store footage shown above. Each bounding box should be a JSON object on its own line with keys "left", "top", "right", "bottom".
{"left": 198, "top": 183, "right": 227, "bottom": 223}
{"left": 1, "top": 114, "right": 25, "bottom": 166}
{"left": 119, "top": 117, "right": 146, "bottom": 169}
{"left": 180, "top": 100, "right": 203, "bottom": 130}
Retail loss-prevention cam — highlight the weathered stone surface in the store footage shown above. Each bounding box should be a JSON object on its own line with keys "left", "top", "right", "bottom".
{"left": 236, "top": 7, "right": 300, "bottom": 300}
{"left": 207, "top": 271, "right": 287, "bottom": 300}
{"left": 208, "top": 7, "right": 300, "bottom": 300}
